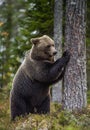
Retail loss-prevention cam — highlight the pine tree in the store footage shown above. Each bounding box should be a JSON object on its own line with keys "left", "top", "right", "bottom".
{"left": 63, "top": 0, "right": 87, "bottom": 110}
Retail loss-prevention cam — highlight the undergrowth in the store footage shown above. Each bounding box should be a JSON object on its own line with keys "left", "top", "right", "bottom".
{"left": 0, "top": 86, "right": 90, "bottom": 130}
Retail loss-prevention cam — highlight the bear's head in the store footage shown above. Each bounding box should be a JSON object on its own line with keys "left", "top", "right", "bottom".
{"left": 30, "top": 35, "right": 57, "bottom": 62}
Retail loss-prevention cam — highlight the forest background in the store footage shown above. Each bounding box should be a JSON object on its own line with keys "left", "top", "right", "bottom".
{"left": 0, "top": 0, "right": 90, "bottom": 130}
{"left": 0, "top": 0, "right": 90, "bottom": 89}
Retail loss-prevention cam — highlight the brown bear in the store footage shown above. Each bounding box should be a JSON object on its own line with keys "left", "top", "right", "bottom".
{"left": 10, "top": 35, "right": 70, "bottom": 120}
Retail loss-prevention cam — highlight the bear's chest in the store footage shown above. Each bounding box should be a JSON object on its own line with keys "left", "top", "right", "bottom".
{"left": 30, "top": 81, "right": 50, "bottom": 106}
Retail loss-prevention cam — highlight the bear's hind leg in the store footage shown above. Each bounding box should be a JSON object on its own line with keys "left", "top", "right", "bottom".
{"left": 37, "top": 95, "right": 50, "bottom": 114}
{"left": 10, "top": 97, "right": 26, "bottom": 120}
{"left": 26, "top": 102, "right": 35, "bottom": 114}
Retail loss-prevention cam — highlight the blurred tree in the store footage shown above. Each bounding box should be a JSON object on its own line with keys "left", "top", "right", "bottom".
{"left": 0, "top": 0, "right": 27, "bottom": 87}
{"left": 63, "top": 0, "right": 87, "bottom": 110}
{"left": 0, "top": 0, "right": 13, "bottom": 87}
{"left": 86, "top": 0, "right": 90, "bottom": 90}
{"left": 52, "top": 0, "right": 63, "bottom": 103}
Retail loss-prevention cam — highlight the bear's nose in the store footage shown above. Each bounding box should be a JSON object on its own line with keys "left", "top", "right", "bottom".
{"left": 53, "top": 51, "right": 57, "bottom": 55}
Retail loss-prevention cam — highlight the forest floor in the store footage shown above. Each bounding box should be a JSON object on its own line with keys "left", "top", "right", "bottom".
{"left": 0, "top": 86, "right": 90, "bottom": 130}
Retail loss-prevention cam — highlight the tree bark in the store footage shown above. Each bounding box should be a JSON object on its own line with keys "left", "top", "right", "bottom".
{"left": 52, "top": 0, "right": 63, "bottom": 103}
{"left": 63, "top": 0, "right": 87, "bottom": 110}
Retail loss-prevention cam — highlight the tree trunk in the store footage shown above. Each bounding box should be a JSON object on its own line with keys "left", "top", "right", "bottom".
{"left": 52, "top": 0, "right": 63, "bottom": 103}
{"left": 63, "top": 0, "right": 87, "bottom": 110}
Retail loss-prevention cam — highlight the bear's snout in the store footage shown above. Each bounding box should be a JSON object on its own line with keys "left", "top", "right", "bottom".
{"left": 51, "top": 47, "right": 57, "bottom": 56}
{"left": 53, "top": 51, "right": 57, "bottom": 55}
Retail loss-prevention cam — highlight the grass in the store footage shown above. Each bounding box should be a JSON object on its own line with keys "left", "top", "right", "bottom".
{"left": 0, "top": 86, "right": 90, "bottom": 130}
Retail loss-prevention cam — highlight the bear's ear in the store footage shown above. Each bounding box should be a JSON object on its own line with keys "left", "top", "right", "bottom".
{"left": 30, "top": 38, "right": 39, "bottom": 45}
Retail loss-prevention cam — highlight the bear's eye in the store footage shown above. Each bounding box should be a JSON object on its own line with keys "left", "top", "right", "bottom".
{"left": 46, "top": 45, "right": 51, "bottom": 48}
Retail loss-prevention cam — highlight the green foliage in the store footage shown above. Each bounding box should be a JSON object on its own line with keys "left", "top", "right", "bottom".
{"left": 20, "top": 0, "right": 54, "bottom": 38}
{"left": 0, "top": 21, "right": 10, "bottom": 87}
{"left": 0, "top": 0, "right": 28, "bottom": 87}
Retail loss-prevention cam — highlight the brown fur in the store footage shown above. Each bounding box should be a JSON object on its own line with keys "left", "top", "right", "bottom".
{"left": 30, "top": 35, "right": 57, "bottom": 62}
{"left": 10, "top": 35, "right": 70, "bottom": 120}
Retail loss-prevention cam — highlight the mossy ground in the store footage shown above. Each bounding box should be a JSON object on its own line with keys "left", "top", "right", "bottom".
{"left": 0, "top": 86, "right": 90, "bottom": 130}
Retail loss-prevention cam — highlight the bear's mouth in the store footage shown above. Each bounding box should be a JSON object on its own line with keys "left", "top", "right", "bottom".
{"left": 45, "top": 52, "right": 54, "bottom": 57}
{"left": 49, "top": 54, "right": 54, "bottom": 57}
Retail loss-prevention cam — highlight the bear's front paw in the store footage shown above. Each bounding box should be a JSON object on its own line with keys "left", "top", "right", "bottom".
{"left": 62, "top": 50, "right": 71, "bottom": 62}
{"left": 63, "top": 50, "right": 70, "bottom": 57}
